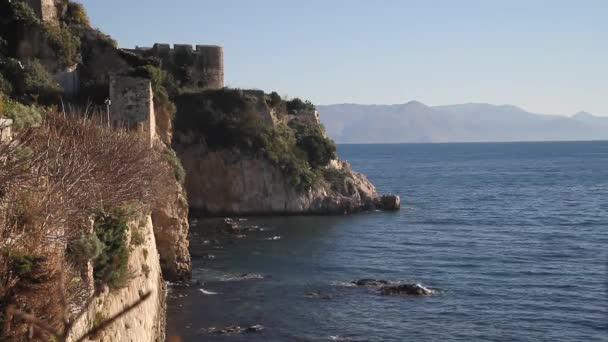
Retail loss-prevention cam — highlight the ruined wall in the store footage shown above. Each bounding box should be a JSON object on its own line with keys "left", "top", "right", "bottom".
{"left": 133, "top": 44, "right": 224, "bottom": 90}
{"left": 25, "top": 0, "right": 59, "bottom": 23}
{"left": 0, "top": 119, "right": 12, "bottom": 143}
{"left": 109, "top": 75, "right": 156, "bottom": 145}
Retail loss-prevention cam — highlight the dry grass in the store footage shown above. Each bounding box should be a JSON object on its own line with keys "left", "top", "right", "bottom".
{"left": 0, "top": 111, "right": 172, "bottom": 340}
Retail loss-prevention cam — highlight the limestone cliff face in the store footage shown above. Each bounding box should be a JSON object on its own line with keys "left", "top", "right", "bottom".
{"left": 68, "top": 215, "right": 166, "bottom": 342}
{"left": 178, "top": 147, "right": 382, "bottom": 215}
{"left": 151, "top": 181, "right": 191, "bottom": 281}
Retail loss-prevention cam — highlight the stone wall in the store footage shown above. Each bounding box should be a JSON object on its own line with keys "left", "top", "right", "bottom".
{"left": 0, "top": 119, "right": 12, "bottom": 142}
{"left": 109, "top": 75, "right": 156, "bottom": 146}
{"left": 25, "top": 0, "right": 59, "bottom": 23}
{"left": 67, "top": 214, "right": 166, "bottom": 342}
{"left": 132, "top": 44, "right": 224, "bottom": 90}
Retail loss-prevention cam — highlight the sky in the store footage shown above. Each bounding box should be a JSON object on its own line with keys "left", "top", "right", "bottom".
{"left": 80, "top": 0, "right": 607, "bottom": 116}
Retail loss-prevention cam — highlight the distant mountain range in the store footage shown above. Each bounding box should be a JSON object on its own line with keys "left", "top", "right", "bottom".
{"left": 317, "top": 101, "right": 608, "bottom": 143}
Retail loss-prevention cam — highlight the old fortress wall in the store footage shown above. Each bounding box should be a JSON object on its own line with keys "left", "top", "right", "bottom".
{"left": 133, "top": 43, "right": 225, "bottom": 90}
{"left": 25, "top": 0, "right": 59, "bottom": 23}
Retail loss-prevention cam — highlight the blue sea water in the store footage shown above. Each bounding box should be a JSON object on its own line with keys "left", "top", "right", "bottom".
{"left": 167, "top": 141, "right": 608, "bottom": 341}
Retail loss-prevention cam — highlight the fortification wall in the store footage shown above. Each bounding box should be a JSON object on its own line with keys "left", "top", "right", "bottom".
{"left": 25, "top": 0, "right": 59, "bottom": 23}
{"left": 134, "top": 44, "right": 224, "bottom": 90}
{"left": 109, "top": 75, "right": 156, "bottom": 145}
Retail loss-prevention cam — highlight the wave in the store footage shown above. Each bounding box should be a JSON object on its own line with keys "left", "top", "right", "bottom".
{"left": 199, "top": 288, "right": 218, "bottom": 295}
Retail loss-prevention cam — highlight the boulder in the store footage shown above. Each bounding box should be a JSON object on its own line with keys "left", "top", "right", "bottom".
{"left": 378, "top": 194, "right": 401, "bottom": 211}
{"left": 380, "top": 283, "right": 433, "bottom": 296}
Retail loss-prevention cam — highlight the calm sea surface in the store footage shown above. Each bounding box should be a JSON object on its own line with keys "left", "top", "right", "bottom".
{"left": 167, "top": 142, "right": 608, "bottom": 341}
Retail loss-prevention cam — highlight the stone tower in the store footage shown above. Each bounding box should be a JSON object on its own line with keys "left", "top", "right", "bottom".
{"left": 25, "top": 0, "right": 59, "bottom": 23}
{"left": 132, "top": 44, "right": 224, "bottom": 90}
{"left": 109, "top": 75, "right": 156, "bottom": 146}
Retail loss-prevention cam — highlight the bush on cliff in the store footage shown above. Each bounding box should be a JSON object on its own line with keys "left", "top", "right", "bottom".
{"left": 0, "top": 58, "right": 63, "bottom": 104}
{"left": 289, "top": 120, "right": 336, "bottom": 169}
{"left": 92, "top": 208, "right": 131, "bottom": 289}
{"left": 173, "top": 89, "right": 336, "bottom": 190}
{"left": 286, "top": 97, "right": 316, "bottom": 114}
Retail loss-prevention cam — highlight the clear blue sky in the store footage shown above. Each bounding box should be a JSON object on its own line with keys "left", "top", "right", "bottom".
{"left": 80, "top": 0, "right": 607, "bottom": 116}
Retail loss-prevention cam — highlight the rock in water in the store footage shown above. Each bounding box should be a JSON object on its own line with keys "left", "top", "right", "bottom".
{"left": 378, "top": 194, "right": 401, "bottom": 210}
{"left": 380, "top": 283, "right": 433, "bottom": 296}
{"left": 203, "top": 324, "right": 264, "bottom": 335}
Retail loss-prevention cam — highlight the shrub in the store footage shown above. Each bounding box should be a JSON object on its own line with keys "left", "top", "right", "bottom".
{"left": 1, "top": 248, "right": 43, "bottom": 279}
{"left": 0, "top": 58, "right": 62, "bottom": 103}
{"left": 289, "top": 120, "right": 336, "bottom": 169}
{"left": 92, "top": 208, "right": 131, "bottom": 289}
{"left": 44, "top": 23, "right": 81, "bottom": 66}
{"left": 269, "top": 91, "right": 282, "bottom": 108}
{"left": 286, "top": 98, "right": 315, "bottom": 114}
{"left": 130, "top": 228, "right": 145, "bottom": 247}
{"left": 164, "top": 148, "right": 185, "bottom": 184}
{"left": 69, "top": 234, "right": 104, "bottom": 261}
{"left": 9, "top": 1, "right": 40, "bottom": 27}
{"left": 65, "top": 1, "right": 90, "bottom": 27}
{"left": 2, "top": 99, "right": 45, "bottom": 129}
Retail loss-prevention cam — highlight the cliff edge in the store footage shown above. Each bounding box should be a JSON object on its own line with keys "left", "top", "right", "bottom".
{"left": 173, "top": 89, "right": 400, "bottom": 215}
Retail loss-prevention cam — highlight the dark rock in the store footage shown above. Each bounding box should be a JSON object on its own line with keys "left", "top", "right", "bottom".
{"left": 304, "top": 291, "right": 332, "bottom": 299}
{"left": 247, "top": 324, "right": 265, "bottom": 333}
{"left": 203, "top": 324, "right": 264, "bottom": 335}
{"left": 377, "top": 194, "right": 401, "bottom": 211}
{"left": 225, "top": 273, "right": 267, "bottom": 281}
{"left": 380, "top": 283, "right": 433, "bottom": 296}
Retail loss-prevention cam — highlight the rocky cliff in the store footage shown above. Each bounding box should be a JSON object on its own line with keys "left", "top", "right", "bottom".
{"left": 179, "top": 149, "right": 386, "bottom": 215}
{"left": 173, "top": 89, "right": 400, "bottom": 215}
{"left": 151, "top": 180, "right": 191, "bottom": 281}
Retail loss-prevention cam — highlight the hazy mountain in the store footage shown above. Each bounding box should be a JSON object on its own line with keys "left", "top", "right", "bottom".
{"left": 317, "top": 102, "right": 608, "bottom": 143}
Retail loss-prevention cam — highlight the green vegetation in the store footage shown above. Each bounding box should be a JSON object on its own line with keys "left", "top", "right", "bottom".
{"left": 92, "top": 208, "right": 132, "bottom": 289}
{"left": 174, "top": 89, "right": 336, "bottom": 190}
{"left": 130, "top": 228, "right": 145, "bottom": 247}
{"left": 164, "top": 148, "right": 186, "bottom": 184}
{"left": 69, "top": 234, "right": 104, "bottom": 261}
{"left": 289, "top": 120, "right": 336, "bottom": 169}
{"left": 286, "top": 97, "right": 316, "bottom": 114}
{"left": 0, "top": 58, "right": 62, "bottom": 104}
{"left": 44, "top": 23, "right": 81, "bottom": 66}
{"left": 1, "top": 248, "right": 43, "bottom": 279}
{"left": 64, "top": 1, "right": 90, "bottom": 27}
{"left": 1, "top": 96, "right": 45, "bottom": 129}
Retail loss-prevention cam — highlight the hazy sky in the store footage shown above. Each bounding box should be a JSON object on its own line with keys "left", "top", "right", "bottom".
{"left": 80, "top": 0, "right": 607, "bottom": 116}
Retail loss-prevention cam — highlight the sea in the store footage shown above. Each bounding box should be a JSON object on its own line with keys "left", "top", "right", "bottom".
{"left": 166, "top": 141, "right": 608, "bottom": 341}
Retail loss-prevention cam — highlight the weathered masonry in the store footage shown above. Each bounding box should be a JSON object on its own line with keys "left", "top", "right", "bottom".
{"left": 131, "top": 44, "right": 224, "bottom": 90}
{"left": 24, "top": 0, "right": 59, "bottom": 23}
{"left": 109, "top": 75, "right": 156, "bottom": 146}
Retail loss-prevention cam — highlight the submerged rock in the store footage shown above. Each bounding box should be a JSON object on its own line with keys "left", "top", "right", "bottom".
{"left": 203, "top": 324, "right": 265, "bottom": 335}
{"left": 380, "top": 283, "right": 433, "bottom": 296}
{"left": 304, "top": 291, "right": 332, "bottom": 299}
{"left": 225, "top": 273, "right": 267, "bottom": 281}
{"left": 350, "top": 279, "right": 435, "bottom": 296}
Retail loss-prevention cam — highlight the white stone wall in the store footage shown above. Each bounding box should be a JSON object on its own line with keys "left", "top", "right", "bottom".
{"left": 68, "top": 215, "right": 166, "bottom": 342}
{"left": 0, "top": 119, "right": 13, "bottom": 142}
